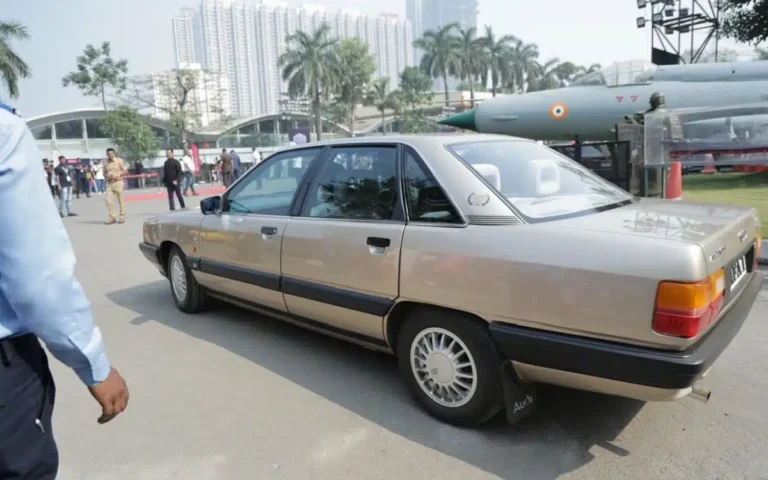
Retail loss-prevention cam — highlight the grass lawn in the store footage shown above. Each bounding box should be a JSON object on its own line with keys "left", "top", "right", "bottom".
{"left": 682, "top": 172, "right": 768, "bottom": 236}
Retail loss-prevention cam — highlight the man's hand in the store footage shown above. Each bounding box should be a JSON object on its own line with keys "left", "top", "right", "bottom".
{"left": 88, "top": 367, "right": 129, "bottom": 424}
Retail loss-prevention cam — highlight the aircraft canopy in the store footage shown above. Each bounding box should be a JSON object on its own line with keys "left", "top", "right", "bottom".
{"left": 571, "top": 60, "right": 657, "bottom": 87}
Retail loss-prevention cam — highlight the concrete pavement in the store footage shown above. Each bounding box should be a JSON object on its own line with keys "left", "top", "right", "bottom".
{"left": 49, "top": 193, "right": 768, "bottom": 480}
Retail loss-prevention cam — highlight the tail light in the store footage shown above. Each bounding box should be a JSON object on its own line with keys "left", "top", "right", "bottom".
{"left": 653, "top": 269, "right": 725, "bottom": 338}
{"left": 756, "top": 233, "right": 762, "bottom": 269}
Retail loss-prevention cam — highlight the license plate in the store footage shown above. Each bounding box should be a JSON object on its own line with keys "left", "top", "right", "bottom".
{"left": 730, "top": 255, "right": 747, "bottom": 290}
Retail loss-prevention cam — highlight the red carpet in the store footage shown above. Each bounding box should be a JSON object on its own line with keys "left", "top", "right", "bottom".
{"left": 124, "top": 186, "right": 226, "bottom": 202}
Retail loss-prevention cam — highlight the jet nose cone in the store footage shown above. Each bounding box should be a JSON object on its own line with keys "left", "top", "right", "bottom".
{"left": 438, "top": 109, "right": 476, "bottom": 131}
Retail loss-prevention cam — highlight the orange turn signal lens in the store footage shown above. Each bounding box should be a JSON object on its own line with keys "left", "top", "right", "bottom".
{"left": 653, "top": 269, "right": 726, "bottom": 338}
{"left": 655, "top": 280, "right": 712, "bottom": 313}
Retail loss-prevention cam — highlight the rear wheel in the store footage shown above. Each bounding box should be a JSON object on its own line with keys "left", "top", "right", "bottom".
{"left": 168, "top": 246, "right": 208, "bottom": 313}
{"left": 396, "top": 308, "right": 505, "bottom": 427}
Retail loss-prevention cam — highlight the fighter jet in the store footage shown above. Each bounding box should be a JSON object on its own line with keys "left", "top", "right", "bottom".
{"left": 439, "top": 59, "right": 768, "bottom": 141}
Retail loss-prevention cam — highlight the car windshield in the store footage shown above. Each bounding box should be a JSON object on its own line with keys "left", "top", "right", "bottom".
{"left": 447, "top": 140, "right": 634, "bottom": 221}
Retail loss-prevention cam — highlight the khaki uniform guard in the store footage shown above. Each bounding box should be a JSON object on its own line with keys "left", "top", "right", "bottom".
{"left": 104, "top": 152, "right": 128, "bottom": 224}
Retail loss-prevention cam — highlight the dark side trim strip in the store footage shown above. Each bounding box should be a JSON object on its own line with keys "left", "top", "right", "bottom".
{"left": 191, "top": 258, "right": 394, "bottom": 317}
{"left": 204, "top": 288, "right": 389, "bottom": 348}
{"left": 198, "top": 259, "right": 281, "bottom": 292}
{"left": 282, "top": 276, "right": 394, "bottom": 317}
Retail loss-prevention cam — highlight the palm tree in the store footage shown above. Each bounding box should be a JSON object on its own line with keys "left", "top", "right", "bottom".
{"left": 366, "top": 77, "right": 398, "bottom": 134}
{"left": 506, "top": 40, "right": 539, "bottom": 93}
{"left": 571, "top": 63, "right": 602, "bottom": 83}
{"left": 280, "top": 24, "right": 338, "bottom": 141}
{"left": 528, "top": 58, "right": 561, "bottom": 92}
{"left": 414, "top": 23, "right": 461, "bottom": 106}
{"left": 0, "top": 21, "right": 31, "bottom": 100}
{"left": 456, "top": 27, "right": 484, "bottom": 107}
{"left": 481, "top": 26, "right": 517, "bottom": 97}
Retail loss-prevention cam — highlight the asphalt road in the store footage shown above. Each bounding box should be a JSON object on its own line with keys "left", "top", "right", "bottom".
{"left": 49, "top": 192, "right": 768, "bottom": 480}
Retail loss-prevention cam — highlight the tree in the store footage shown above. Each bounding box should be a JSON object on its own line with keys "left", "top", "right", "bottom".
{"left": 62, "top": 42, "right": 128, "bottom": 111}
{"left": 527, "top": 58, "right": 561, "bottom": 92}
{"left": 280, "top": 24, "right": 338, "bottom": 141}
{"left": 330, "top": 37, "right": 376, "bottom": 137}
{"left": 366, "top": 77, "right": 400, "bottom": 134}
{"left": 481, "top": 26, "right": 517, "bottom": 97}
{"left": 398, "top": 66, "right": 434, "bottom": 134}
{"left": 505, "top": 39, "right": 539, "bottom": 93}
{"left": 682, "top": 47, "right": 740, "bottom": 62}
{"left": 571, "top": 63, "right": 602, "bottom": 83}
{"left": 414, "top": 23, "right": 461, "bottom": 106}
{"left": 124, "top": 67, "right": 228, "bottom": 147}
{"left": 721, "top": 0, "right": 768, "bottom": 45}
{"left": 0, "top": 21, "right": 31, "bottom": 100}
{"left": 456, "top": 27, "right": 484, "bottom": 106}
{"left": 100, "top": 106, "right": 159, "bottom": 165}
{"left": 399, "top": 66, "right": 433, "bottom": 112}
{"left": 757, "top": 47, "right": 768, "bottom": 59}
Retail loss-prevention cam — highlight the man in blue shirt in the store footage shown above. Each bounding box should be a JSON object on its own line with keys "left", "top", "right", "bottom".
{"left": 0, "top": 106, "right": 129, "bottom": 479}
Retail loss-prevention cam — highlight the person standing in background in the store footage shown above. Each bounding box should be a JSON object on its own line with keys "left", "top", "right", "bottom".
{"left": 162, "top": 150, "right": 186, "bottom": 211}
{"left": 75, "top": 164, "right": 90, "bottom": 199}
{"left": 220, "top": 149, "right": 234, "bottom": 187}
{"left": 104, "top": 148, "right": 127, "bottom": 225}
{"left": 181, "top": 150, "right": 198, "bottom": 197}
{"left": 54, "top": 156, "right": 76, "bottom": 217}
{"left": 252, "top": 147, "right": 261, "bottom": 167}
{"left": 0, "top": 107, "right": 129, "bottom": 480}
{"left": 135, "top": 159, "right": 145, "bottom": 189}
{"left": 230, "top": 149, "right": 241, "bottom": 180}
{"left": 92, "top": 159, "right": 105, "bottom": 195}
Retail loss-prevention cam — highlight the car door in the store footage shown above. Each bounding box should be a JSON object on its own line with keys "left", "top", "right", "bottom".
{"left": 195, "top": 147, "right": 324, "bottom": 312}
{"left": 280, "top": 144, "right": 405, "bottom": 344}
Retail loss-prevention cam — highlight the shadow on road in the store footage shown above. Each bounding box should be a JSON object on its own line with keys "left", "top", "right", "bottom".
{"left": 108, "top": 281, "right": 644, "bottom": 480}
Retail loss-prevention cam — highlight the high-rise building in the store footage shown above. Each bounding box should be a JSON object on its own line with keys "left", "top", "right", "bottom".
{"left": 404, "top": 0, "right": 423, "bottom": 65}
{"left": 151, "top": 63, "right": 231, "bottom": 128}
{"left": 229, "top": 1, "right": 261, "bottom": 117}
{"left": 421, "top": 0, "right": 477, "bottom": 32}
{"left": 172, "top": 8, "right": 203, "bottom": 66}
{"left": 174, "top": 1, "right": 414, "bottom": 118}
{"left": 411, "top": 0, "right": 478, "bottom": 90}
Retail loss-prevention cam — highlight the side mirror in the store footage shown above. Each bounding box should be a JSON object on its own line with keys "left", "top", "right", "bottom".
{"left": 200, "top": 196, "right": 221, "bottom": 214}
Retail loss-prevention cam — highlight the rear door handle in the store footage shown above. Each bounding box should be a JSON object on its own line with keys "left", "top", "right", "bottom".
{"left": 261, "top": 226, "right": 278, "bottom": 236}
{"left": 367, "top": 237, "right": 391, "bottom": 248}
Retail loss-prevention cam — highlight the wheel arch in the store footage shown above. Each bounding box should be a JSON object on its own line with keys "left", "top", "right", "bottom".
{"left": 158, "top": 241, "right": 180, "bottom": 274}
{"left": 385, "top": 301, "right": 491, "bottom": 353}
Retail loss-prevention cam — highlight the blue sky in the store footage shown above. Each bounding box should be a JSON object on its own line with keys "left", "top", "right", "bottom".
{"left": 2, "top": 0, "right": 748, "bottom": 116}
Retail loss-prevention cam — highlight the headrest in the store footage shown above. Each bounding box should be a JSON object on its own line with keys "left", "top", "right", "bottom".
{"left": 526, "top": 159, "right": 560, "bottom": 196}
{"left": 471, "top": 163, "right": 501, "bottom": 191}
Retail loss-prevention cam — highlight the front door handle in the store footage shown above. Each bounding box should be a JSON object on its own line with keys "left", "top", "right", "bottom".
{"left": 261, "top": 226, "right": 278, "bottom": 236}
{"left": 367, "top": 237, "right": 391, "bottom": 248}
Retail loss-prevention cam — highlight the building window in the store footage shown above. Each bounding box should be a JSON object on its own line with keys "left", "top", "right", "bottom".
{"left": 30, "top": 124, "right": 53, "bottom": 140}
{"left": 85, "top": 119, "right": 109, "bottom": 139}
{"left": 54, "top": 120, "right": 84, "bottom": 140}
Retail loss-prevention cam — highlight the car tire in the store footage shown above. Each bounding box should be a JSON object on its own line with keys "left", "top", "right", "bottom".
{"left": 396, "top": 307, "right": 505, "bottom": 427}
{"left": 167, "top": 246, "right": 208, "bottom": 313}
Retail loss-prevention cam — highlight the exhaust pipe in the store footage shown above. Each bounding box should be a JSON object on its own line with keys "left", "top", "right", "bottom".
{"left": 690, "top": 385, "right": 712, "bottom": 403}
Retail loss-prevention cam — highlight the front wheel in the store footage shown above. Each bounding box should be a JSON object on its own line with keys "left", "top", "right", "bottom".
{"left": 167, "top": 246, "right": 208, "bottom": 313}
{"left": 396, "top": 308, "right": 505, "bottom": 427}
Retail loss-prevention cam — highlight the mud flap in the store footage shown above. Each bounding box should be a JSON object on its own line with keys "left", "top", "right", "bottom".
{"left": 501, "top": 360, "right": 537, "bottom": 425}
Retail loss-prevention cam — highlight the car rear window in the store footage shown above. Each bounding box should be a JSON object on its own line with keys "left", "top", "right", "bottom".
{"left": 447, "top": 140, "right": 634, "bottom": 221}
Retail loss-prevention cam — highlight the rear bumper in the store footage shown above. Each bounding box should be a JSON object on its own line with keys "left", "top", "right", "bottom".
{"left": 489, "top": 271, "right": 763, "bottom": 390}
{"left": 139, "top": 242, "right": 166, "bottom": 276}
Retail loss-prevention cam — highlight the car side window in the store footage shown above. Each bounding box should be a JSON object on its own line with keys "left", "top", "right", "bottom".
{"left": 403, "top": 150, "right": 462, "bottom": 224}
{"left": 224, "top": 148, "right": 321, "bottom": 216}
{"left": 301, "top": 146, "right": 398, "bottom": 221}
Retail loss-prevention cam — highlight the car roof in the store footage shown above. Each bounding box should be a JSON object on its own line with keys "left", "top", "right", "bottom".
{"left": 275, "top": 133, "right": 534, "bottom": 153}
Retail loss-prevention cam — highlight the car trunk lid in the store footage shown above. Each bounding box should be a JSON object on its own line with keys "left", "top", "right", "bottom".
{"left": 552, "top": 198, "right": 760, "bottom": 278}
